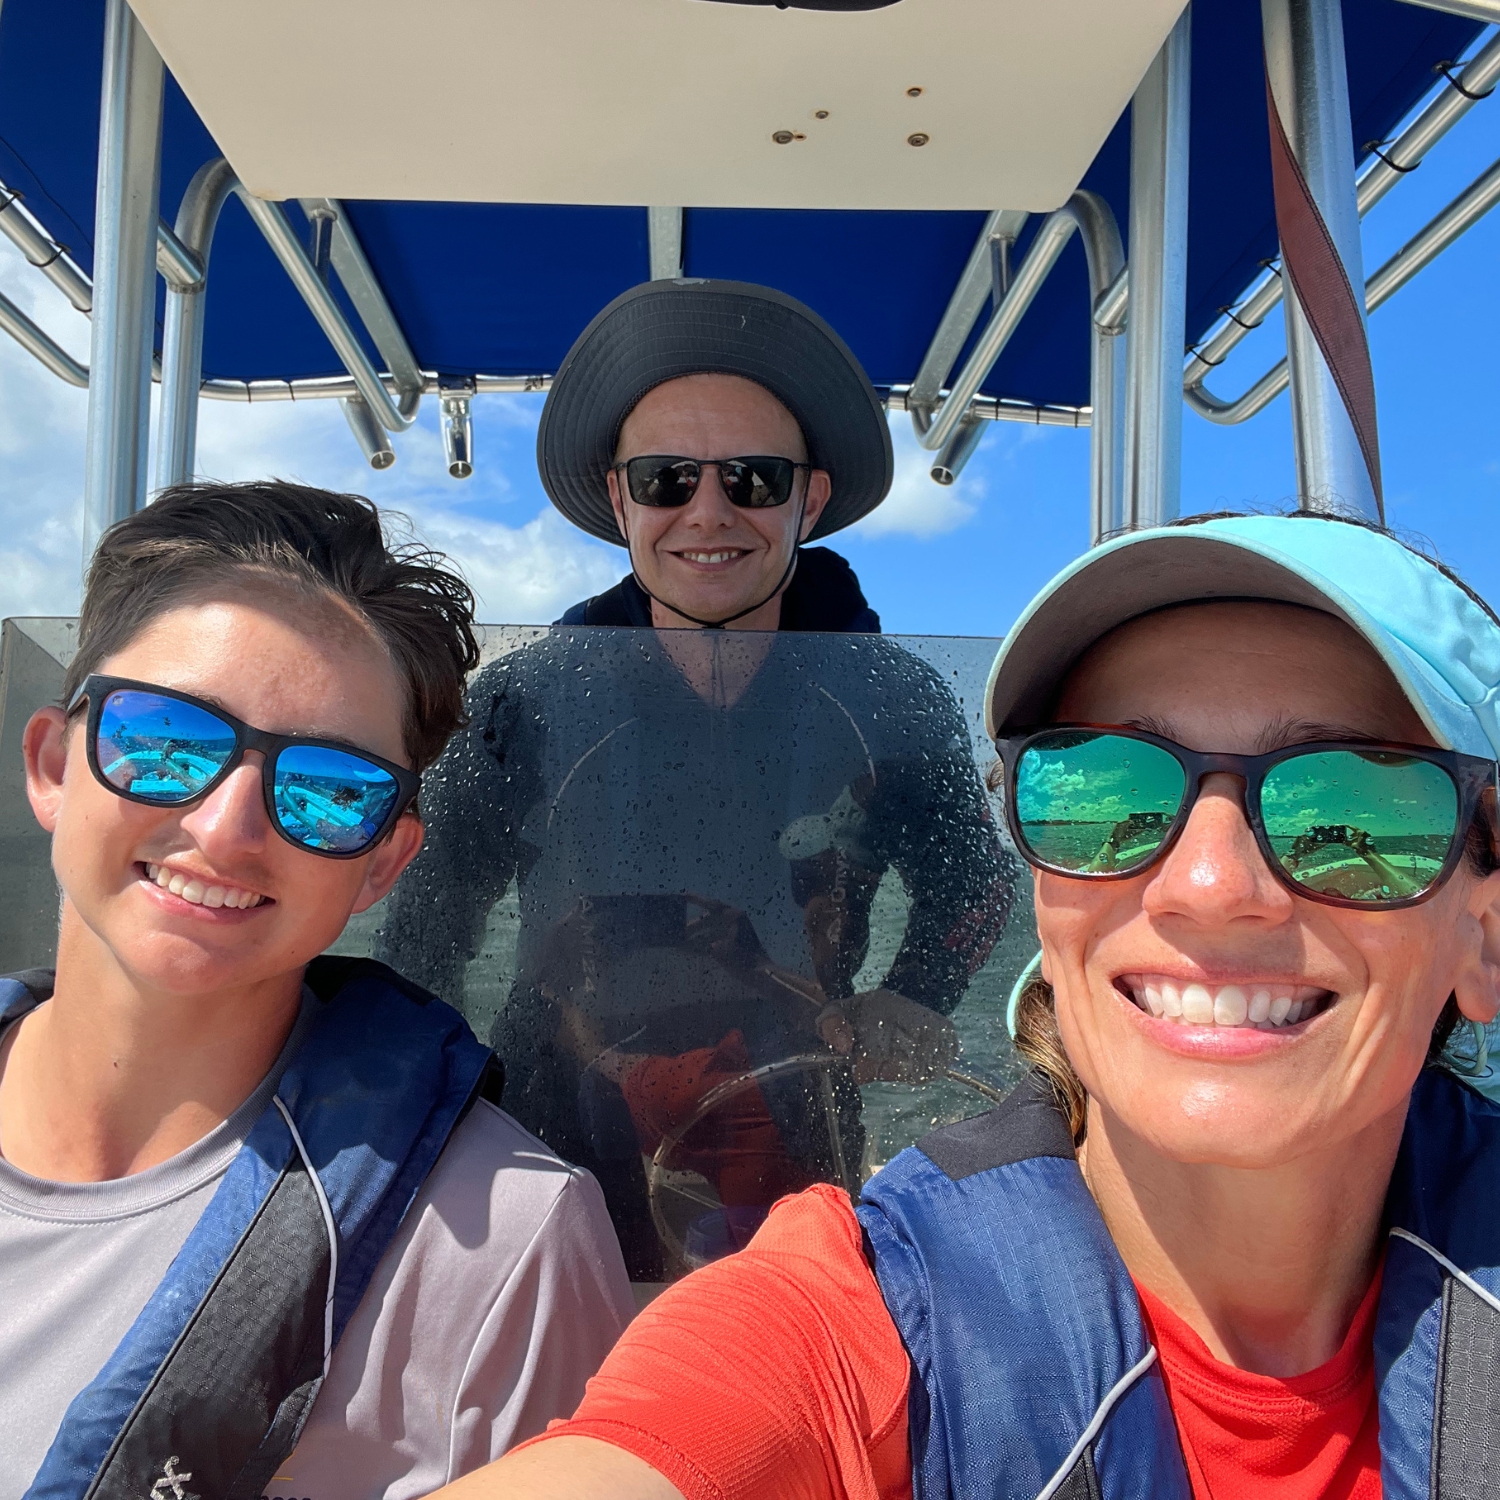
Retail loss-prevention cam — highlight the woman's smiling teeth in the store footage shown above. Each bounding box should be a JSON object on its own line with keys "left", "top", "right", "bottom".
{"left": 1118, "top": 974, "right": 1330, "bottom": 1028}
{"left": 679, "top": 549, "right": 746, "bottom": 565}
{"left": 144, "top": 862, "right": 266, "bottom": 910}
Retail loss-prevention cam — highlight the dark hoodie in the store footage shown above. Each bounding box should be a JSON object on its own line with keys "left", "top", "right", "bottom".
{"left": 554, "top": 546, "right": 880, "bottom": 632}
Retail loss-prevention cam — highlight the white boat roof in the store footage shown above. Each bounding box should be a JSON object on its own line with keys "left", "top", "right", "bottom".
{"left": 130, "top": 0, "right": 1188, "bottom": 212}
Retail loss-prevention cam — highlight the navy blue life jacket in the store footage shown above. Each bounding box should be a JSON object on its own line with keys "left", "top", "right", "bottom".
{"left": 9, "top": 957, "right": 499, "bottom": 1500}
{"left": 857, "top": 1067, "right": 1500, "bottom": 1500}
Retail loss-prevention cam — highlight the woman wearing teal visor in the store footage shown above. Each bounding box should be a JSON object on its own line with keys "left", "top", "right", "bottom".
{"left": 435, "top": 511, "right": 1500, "bottom": 1500}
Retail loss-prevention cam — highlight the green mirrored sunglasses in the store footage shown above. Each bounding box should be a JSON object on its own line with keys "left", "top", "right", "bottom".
{"left": 996, "top": 726, "right": 1497, "bottom": 910}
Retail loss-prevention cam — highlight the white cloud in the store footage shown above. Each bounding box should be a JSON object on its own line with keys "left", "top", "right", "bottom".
{"left": 0, "top": 239, "right": 622, "bottom": 625}
{"left": 0, "top": 241, "right": 90, "bottom": 618}
{"left": 415, "top": 505, "right": 621, "bottom": 622}
{"left": 847, "top": 412, "right": 981, "bottom": 540}
{"left": 191, "top": 398, "right": 623, "bottom": 623}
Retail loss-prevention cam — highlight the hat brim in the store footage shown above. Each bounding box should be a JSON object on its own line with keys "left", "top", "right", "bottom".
{"left": 537, "top": 279, "right": 893, "bottom": 546}
{"left": 983, "top": 526, "right": 1460, "bottom": 753}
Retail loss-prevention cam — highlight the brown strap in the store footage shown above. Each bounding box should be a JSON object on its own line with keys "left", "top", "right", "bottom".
{"left": 1264, "top": 69, "right": 1384, "bottom": 519}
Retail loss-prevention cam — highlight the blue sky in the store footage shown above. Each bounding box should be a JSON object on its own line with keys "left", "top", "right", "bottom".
{"left": 0, "top": 77, "right": 1495, "bottom": 639}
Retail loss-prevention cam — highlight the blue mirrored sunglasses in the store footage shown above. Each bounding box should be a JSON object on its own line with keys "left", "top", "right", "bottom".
{"left": 70, "top": 676, "right": 420, "bottom": 858}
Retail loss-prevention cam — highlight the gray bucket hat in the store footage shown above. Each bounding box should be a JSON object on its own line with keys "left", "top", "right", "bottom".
{"left": 537, "top": 278, "right": 894, "bottom": 546}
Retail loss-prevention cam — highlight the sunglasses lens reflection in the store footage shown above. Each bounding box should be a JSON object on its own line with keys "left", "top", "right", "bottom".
{"left": 1262, "top": 750, "right": 1459, "bottom": 902}
{"left": 627, "top": 459, "right": 698, "bottom": 507}
{"left": 720, "top": 459, "right": 795, "bottom": 508}
{"left": 273, "top": 744, "right": 400, "bottom": 854}
{"left": 95, "top": 689, "right": 237, "bottom": 803}
{"left": 626, "top": 457, "right": 797, "bottom": 509}
{"left": 1014, "top": 732, "right": 1187, "bottom": 873}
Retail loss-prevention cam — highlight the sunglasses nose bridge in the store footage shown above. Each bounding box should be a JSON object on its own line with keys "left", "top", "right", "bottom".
{"left": 692, "top": 461, "right": 737, "bottom": 507}
{"left": 174, "top": 757, "right": 275, "bottom": 855}
{"left": 675, "top": 463, "right": 742, "bottom": 525}
{"left": 1182, "top": 763, "right": 1258, "bottom": 838}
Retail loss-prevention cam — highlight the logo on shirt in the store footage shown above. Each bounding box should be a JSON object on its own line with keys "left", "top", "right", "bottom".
{"left": 149, "top": 1455, "right": 196, "bottom": 1500}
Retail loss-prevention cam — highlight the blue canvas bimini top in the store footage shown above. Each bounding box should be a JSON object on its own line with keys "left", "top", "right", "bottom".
{"left": 0, "top": 0, "right": 1481, "bottom": 406}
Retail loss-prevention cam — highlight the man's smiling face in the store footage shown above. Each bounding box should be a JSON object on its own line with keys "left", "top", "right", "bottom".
{"left": 607, "top": 373, "right": 831, "bottom": 629}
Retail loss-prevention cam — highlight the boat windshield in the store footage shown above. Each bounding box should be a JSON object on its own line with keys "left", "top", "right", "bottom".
{"left": 367, "top": 625, "right": 1032, "bottom": 1282}
{"left": 0, "top": 618, "right": 1034, "bottom": 1284}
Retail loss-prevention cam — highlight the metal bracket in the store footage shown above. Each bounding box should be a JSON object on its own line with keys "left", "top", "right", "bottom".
{"left": 440, "top": 380, "right": 475, "bottom": 479}
{"left": 988, "top": 231, "right": 1013, "bottom": 309}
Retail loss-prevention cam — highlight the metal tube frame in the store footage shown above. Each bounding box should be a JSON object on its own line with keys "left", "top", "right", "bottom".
{"left": 1073, "top": 195, "right": 1127, "bottom": 545}
{"left": 1120, "top": 6, "right": 1191, "bottom": 532}
{"left": 1189, "top": 148, "right": 1500, "bottom": 422}
{"left": 0, "top": 183, "right": 93, "bottom": 311}
{"left": 82, "top": 0, "right": 164, "bottom": 561}
{"left": 149, "top": 163, "right": 426, "bottom": 484}
{"left": 1186, "top": 24, "right": 1500, "bottom": 417}
{"left": 1264, "top": 0, "right": 1381, "bottom": 520}
{"left": 915, "top": 202, "right": 1119, "bottom": 434}
{"left": 1396, "top": 0, "right": 1500, "bottom": 24}
{"left": 154, "top": 220, "right": 203, "bottom": 291}
{"left": 299, "top": 197, "right": 422, "bottom": 417}
{"left": 907, "top": 208, "right": 1029, "bottom": 416}
{"left": 341, "top": 395, "right": 396, "bottom": 469}
{"left": 234, "top": 190, "right": 416, "bottom": 434}
{"left": 199, "top": 371, "right": 551, "bottom": 403}
{"left": 915, "top": 210, "right": 1081, "bottom": 454}
{"left": 155, "top": 157, "right": 237, "bottom": 490}
{"left": 0, "top": 285, "right": 87, "bottom": 385}
{"left": 9, "top": 4, "right": 1480, "bottom": 498}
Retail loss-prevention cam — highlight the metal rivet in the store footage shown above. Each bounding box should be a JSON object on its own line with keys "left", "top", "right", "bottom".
{"left": 814, "top": 109, "right": 830, "bottom": 120}
{"left": 907, "top": 86, "right": 923, "bottom": 97}
{"left": 907, "top": 132, "right": 930, "bottom": 147}
{"left": 772, "top": 129, "right": 800, "bottom": 144}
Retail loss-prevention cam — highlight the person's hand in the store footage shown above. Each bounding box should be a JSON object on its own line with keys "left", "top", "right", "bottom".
{"left": 815, "top": 989, "right": 959, "bottom": 1084}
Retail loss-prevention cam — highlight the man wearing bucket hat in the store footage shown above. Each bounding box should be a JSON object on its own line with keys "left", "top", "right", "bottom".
{"left": 542, "top": 278, "right": 891, "bottom": 632}
{"left": 379, "top": 281, "right": 1011, "bottom": 1280}
{"left": 431, "top": 510, "right": 1500, "bottom": 1500}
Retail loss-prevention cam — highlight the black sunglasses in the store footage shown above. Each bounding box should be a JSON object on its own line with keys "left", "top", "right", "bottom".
{"left": 70, "top": 676, "right": 421, "bottom": 859}
{"left": 616, "top": 455, "right": 811, "bottom": 510}
{"left": 996, "top": 725, "right": 1497, "bottom": 910}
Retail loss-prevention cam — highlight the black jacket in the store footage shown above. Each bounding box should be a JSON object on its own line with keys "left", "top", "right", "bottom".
{"left": 555, "top": 545, "right": 881, "bottom": 632}
{"left": 378, "top": 621, "right": 1011, "bottom": 1277}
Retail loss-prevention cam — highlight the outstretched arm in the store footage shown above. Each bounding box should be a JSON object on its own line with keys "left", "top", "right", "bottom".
{"left": 426, "top": 1184, "right": 909, "bottom": 1500}
{"left": 439, "top": 1439, "right": 682, "bottom": 1500}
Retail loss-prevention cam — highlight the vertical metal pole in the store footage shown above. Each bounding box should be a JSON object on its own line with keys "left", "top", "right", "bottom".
{"left": 156, "top": 158, "right": 236, "bottom": 492}
{"left": 648, "top": 206, "right": 683, "bottom": 280}
{"left": 155, "top": 284, "right": 202, "bottom": 494}
{"left": 82, "top": 0, "right": 163, "bottom": 562}
{"left": 1121, "top": 6, "right": 1191, "bottom": 530}
{"left": 1091, "top": 324, "right": 1128, "bottom": 541}
{"left": 1262, "top": 0, "right": 1380, "bottom": 520}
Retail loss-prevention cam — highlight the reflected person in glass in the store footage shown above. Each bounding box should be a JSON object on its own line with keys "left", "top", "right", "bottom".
{"left": 378, "top": 280, "right": 1015, "bottom": 1279}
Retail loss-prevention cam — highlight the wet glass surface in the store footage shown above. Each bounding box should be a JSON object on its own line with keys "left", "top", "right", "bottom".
{"left": 351, "top": 625, "right": 1036, "bottom": 1281}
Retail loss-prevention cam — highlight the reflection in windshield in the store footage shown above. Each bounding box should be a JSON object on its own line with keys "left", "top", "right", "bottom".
{"left": 378, "top": 627, "right": 1025, "bottom": 1279}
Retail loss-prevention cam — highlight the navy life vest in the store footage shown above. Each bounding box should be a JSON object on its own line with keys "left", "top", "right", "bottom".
{"left": 7, "top": 957, "right": 499, "bottom": 1500}
{"left": 857, "top": 1067, "right": 1500, "bottom": 1500}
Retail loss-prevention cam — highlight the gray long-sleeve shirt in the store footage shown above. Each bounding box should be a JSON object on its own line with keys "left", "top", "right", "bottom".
{"left": 0, "top": 1000, "right": 634, "bottom": 1500}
